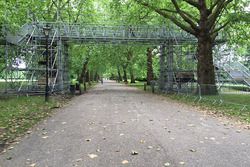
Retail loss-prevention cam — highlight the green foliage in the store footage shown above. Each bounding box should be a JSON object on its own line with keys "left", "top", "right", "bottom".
{"left": 0, "top": 0, "right": 248, "bottom": 85}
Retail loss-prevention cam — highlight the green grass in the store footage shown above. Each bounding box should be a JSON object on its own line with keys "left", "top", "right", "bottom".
{"left": 0, "top": 81, "right": 98, "bottom": 148}
{"left": 82, "top": 82, "right": 98, "bottom": 90}
{"left": 218, "top": 94, "right": 250, "bottom": 105}
{"left": 167, "top": 94, "right": 250, "bottom": 123}
{"left": 0, "top": 82, "right": 5, "bottom": 91}
{"left": 126, "top": 81, "right": 146, "bottom": 90}
{"left": 128, "top": 81, "right": 250, "bottom": 123}
{"left": 0, "top": 96, "right": 61, "bottom": 147}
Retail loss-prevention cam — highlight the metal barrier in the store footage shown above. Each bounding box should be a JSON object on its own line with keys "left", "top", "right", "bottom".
{"left": 148, "top": 81, "right": 250, "bottom": 111}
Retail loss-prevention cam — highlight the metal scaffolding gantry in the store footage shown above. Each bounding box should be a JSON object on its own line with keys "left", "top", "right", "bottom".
{"left": 2, "top": 22, "right": 226, "bottom": 95}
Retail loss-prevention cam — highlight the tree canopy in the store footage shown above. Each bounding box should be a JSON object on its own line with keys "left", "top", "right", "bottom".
{"left": 0, "top": 0, "right": 249, "bottom": 93}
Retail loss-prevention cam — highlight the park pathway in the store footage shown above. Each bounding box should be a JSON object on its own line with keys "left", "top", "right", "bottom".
{"left": 1, "top": 80, "right": 250, "bottom": 167}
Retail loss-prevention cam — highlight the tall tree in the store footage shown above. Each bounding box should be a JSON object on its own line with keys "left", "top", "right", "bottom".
{"left": 135, "top": 0, "right": 234, "bottom": 94}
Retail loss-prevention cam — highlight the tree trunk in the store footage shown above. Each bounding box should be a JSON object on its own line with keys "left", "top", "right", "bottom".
{"left": 90, "top": 71, "right": 94, "bottom": 82}
{"left": 117, "top": 66, "right": 122, "bottom": 82}
{"left": 86, "top": 70, "right": 91, "bottom": 85}
{"left": 85, "top": 70, "right": 89, "bottom": 82}
{"left": 94, "top": 71, "right": 99, "bottom": 81}
{"left": 78, "top": 59, "right": 88, "bottom": 84}
{"left": 130, "top": 68, "right": 135, "bottom": 83}
{"left": 197, "top": 37, "right": 217, "bottom": 95}
{"left": 146, "top": 47, "right": 154, "bottom": 85}
{"left": 123, "top": 66, "right": 128, "bottom": 83}
{"left": 196, "top": 1, "right": 217, "bottom": 95}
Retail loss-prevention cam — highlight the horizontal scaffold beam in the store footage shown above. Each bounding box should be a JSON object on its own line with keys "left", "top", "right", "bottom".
{"left": 5, "top": 22, "right": 226, "bottom": 45}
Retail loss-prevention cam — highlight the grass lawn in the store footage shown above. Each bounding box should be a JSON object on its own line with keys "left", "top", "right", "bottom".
{"left": 220, "top": 94, "right": 250, "bottom": 105}
{"left": 0, "top": 96, "right": 63, "bottom": 149}
{"left": 0, "top": 81, "right": 98, "bottom": 150}
{"left": 128, "top": 81, "right": 250, "bottom": 123}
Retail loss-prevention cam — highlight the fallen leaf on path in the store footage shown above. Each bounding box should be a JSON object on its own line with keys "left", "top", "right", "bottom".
{"left": 42, "top": 132, "right": 47, "bottom": 135}
{"left": 42, "top": 136, "right": 49, "bottom": 139}
{"left": 75, "top": 158, "right": 82, "bottom": 162}
{"left": 140, "top": 140, "right": 145, "bottom": 144}
{"left": 209, "top": 137, "right": 216, "bottom": 141}
{"left": 244, "top": 125, "right": 250, "bottom": 130}
{"left": 147, "top": 146, "right": 153, "bottom": 149}
{"left": 27, "top": 131, "right": 32, "bottom": 134}
{"left": 88, "top": 154, "right": 98, "bottom": 159}
{"left": 187, "top": 124, "right": 195, "bottom": 127}
{"left": 88, "top": 122, "right": 95, "bottom": 125}
{"left": 122, "top": 160, "right": 129, "bottom": 164}
{"left": 131, "top": 119, "right": 138, "bottom": 122}
{"left": 131, "top": 150, "right": 139, "bottom": 155}
{"left": 30, "top": 163, "right": 36, "bottom": 167}
{"left": 164, "top": 162, "right": 171, "bottom": 166}
{"left": 8, "top": 146, "right": 14, "bottom": 150}
{"left": 189, "top": 149, "right": 196, "bottom": 152}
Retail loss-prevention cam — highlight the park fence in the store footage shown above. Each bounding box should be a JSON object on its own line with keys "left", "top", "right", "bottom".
{"left": 148, "top": 81, "right": 250, "bottom": 111}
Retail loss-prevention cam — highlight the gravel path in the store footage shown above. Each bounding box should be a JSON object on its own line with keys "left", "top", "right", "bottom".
{"left": 1, "top": 80, "right": 250, "bottom": 167}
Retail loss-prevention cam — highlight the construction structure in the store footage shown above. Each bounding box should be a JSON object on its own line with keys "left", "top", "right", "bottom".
{"left": 214, "top": 46, "right": 250, "bottom": 87}
{"left": 1, "top": 21, "right": 249, "bottom": 96}
{"left": 1, "top": 22, "right": 196, "bottom": 95}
